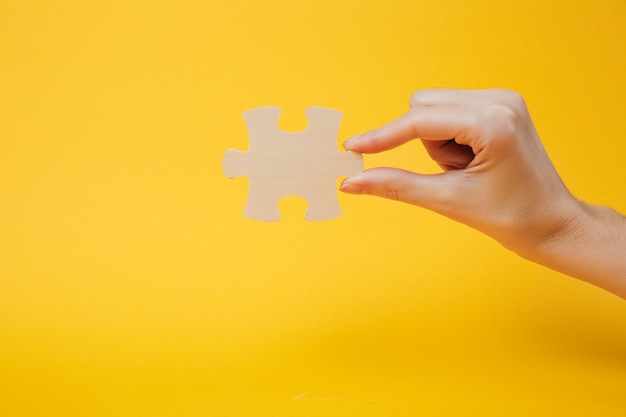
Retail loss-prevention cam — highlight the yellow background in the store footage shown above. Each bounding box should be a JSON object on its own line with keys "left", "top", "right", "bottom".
{"left": 1, "top": 0, "right": 625, "bottom": 416}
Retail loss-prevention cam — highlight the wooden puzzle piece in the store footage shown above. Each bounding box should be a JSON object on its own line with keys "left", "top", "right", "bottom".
{"left": 223, "top": 106, "right": 363, "bottom": 221}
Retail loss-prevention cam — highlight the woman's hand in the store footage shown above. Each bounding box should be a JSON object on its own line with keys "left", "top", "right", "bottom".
{"left": 341, "top": 89, "right": 626, "bottom": 298}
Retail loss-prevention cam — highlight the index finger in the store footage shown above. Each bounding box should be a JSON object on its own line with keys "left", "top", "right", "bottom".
{"left": 343, "top": 105, "right": 478, "bottom": 154}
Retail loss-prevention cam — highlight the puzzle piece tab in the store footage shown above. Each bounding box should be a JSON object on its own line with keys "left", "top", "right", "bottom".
{"left": 223, "top": 106, "right": 363, "bottom": 221}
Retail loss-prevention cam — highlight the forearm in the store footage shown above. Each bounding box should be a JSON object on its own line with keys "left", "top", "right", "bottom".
{"left": 518, "top": 202, "right": 626, "bottom": 298}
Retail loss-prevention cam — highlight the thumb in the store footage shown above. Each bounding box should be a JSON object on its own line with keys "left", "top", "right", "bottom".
{"left": 340, "top": 168, "right": 460, "bottom": 214}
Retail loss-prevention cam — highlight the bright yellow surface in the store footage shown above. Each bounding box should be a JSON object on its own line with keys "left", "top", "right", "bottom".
{"left": 1, "top": 1, "right": 625, "bottom": 416}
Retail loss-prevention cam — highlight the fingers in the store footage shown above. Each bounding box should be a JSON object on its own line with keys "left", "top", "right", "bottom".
{"left": 408, "top": 88, "right": 518, "bottom": 108}
{"left": 343, "top": 89, "right": 528, "bottom": 155}
{"left": 409, "top": 88, "right": 486, "bottom": 107}
{"left": 343, "top": 105, "right": 477, "bottom": 154}
{"left": 340, "top": 168, "right": 460, "bottom": 214}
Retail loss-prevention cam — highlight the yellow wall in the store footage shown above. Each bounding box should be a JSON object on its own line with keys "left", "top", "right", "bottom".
{"left": 1, "top": 1, "right": 625, "bottom": 416}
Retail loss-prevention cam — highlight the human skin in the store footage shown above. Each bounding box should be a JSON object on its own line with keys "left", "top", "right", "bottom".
{"left": 340, "top": 89, "right": 626, "bottom": 299}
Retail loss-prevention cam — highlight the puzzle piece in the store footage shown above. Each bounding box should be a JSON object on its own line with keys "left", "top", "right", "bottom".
{"left": 223, "top": 106, "right": 363, "bottom": 221}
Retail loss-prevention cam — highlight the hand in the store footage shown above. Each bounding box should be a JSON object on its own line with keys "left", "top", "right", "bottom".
{"left": 341, "top": 89, "right": 626, "bottom": 297}
{"left": 341, "top": 89, "right": 580, "bottom": 252}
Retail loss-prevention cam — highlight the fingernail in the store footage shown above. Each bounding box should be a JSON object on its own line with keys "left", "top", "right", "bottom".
{"left": 342, "top": 135, "right": 360, "bottom": 150}
{"left": 339, "top": 179, "right": 365, "bottom": 194}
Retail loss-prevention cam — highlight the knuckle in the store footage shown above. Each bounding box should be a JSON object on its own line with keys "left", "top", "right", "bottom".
{"left": 385, "top": 187, "right": 401, "bottom": 201}
{"left": 409, "top": 90, "right": 432, "bottom": 107}
{"left": 505, "top": 90, "right": 527, "bottom": 110}
{"left": 381, "top": 173, "right": 403, "bottom": 201}
{"left": 377, "top": 170, "right": 409, "bottom": 202}
{"left": 484, "top": 89, "right": 527, "bottom": 112}
{"left": 478, "top": 102, "right": 524, "bottom": 141}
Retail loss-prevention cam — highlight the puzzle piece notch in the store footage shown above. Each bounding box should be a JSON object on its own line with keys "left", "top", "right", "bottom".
{"left": 223, "top": 106, "right": 363, "bottom": 221}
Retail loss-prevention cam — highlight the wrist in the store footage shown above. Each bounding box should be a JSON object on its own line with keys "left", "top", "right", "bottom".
{"left": 515, "top": 199, "right": 626, "bottom": 297}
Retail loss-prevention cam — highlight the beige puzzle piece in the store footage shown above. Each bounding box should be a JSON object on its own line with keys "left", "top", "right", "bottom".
{"left": 223, "top": 106, "right": 363, "bottom": 221}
